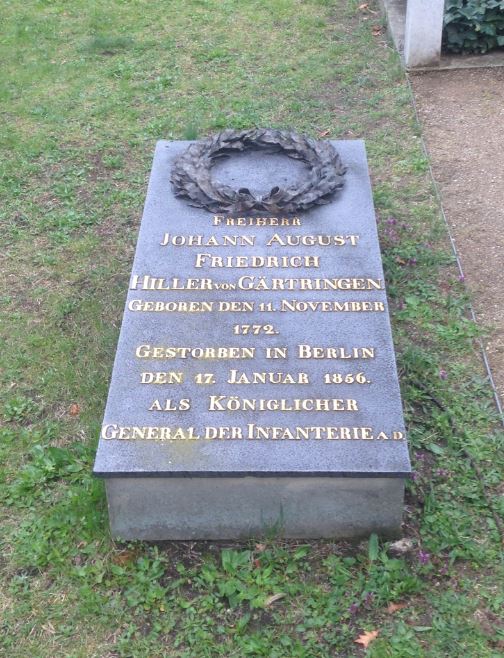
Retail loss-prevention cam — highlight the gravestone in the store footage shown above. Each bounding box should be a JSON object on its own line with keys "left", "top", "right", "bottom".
{"left": 93, "top": 134, "right": 411, "bottom": 539}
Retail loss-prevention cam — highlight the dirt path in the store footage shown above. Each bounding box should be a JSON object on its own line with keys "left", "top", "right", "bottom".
{"left": 411, "top": 68, "right": 504, "bottom": 404}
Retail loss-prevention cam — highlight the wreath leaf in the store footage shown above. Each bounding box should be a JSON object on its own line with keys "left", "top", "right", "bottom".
{"left": 170, "top": 128, "right": 346, "bottom": 214}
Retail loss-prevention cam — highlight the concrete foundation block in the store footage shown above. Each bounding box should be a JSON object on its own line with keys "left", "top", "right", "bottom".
{"left": 105, "top": 476, "right": 405, "bottom": 540}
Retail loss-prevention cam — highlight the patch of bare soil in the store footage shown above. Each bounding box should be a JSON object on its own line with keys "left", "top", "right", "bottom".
{"left": 411, "top": 68, "right": 504, "bottom": 402}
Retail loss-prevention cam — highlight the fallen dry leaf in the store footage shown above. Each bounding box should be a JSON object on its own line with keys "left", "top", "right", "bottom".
{"left": 112, "top": 550, "right": 137, "bottom": 565}
{"left": 264, "top": 592, "right": 286, "bottom": 607}
{"left": 318, "top": 129, "right": 330, "bottom": 137}
{"left": 358, "top": 3, "right": 368, "bottom": 9}
{"left": 354, "top": 630, "right": 379, "bottom": 648}
{"left": 372, "top": 25, "right": 383, "bottom": 36}
{"left": 255, "top": 543, "right": 266, "bottom": 552}
{"left": 388, "top": 538, "right": 414, "bottom": 556}
{"left": 387, "top": 601, "right": 407, "bottom": 613}
{"left": 69, "top": 403, "right": 80, "bottom": 417}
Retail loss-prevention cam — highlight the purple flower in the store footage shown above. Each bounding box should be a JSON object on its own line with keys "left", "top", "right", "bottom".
{"left": 418, "top": 550, "right": 430, "bottom": 565}
{"left": 387, "top": 217, "right": 397, "bottom": 225}
{"left": 349, "top": 602, "right": 360, "bottom": 615}
{"left": 458, "top": 274, "right": 465, "bottom": 282}
{"left": 436, "top": 469, "right": 448, "bottom": 477}
{"left": 385, "top": 228, "right": 398, "bottom": 242}
{"left": 411, "top": 471, "right": 419, "bottom": 482}
{"left": 363, "top": 592, "right": 374, "bottom": 606}
{"left": 408, "top": 258, "right": 417, "bottom": 266}
{"left": 439, "top": 369, "right": 447, "bottom": 380}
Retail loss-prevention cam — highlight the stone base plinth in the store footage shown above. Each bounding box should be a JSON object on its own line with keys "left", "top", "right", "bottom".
{"left": 105, "top": 476, "right": 405, "bottom": 540}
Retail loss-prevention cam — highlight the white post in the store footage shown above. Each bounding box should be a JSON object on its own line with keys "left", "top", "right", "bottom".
{"left": 404, "top": 0, "right": 445, "bottom": 69}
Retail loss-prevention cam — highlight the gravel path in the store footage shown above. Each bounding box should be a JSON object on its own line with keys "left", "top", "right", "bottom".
{"left": 411, "top": 68, "right": 504, "bottom": 404}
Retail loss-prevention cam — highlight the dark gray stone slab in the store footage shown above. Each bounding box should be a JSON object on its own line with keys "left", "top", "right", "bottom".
{"left": 94, "top": 140, "right": 411, "bottom": 484}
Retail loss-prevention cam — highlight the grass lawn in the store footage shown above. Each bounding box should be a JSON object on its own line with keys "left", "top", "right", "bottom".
{"left": 1, "top": 1, "right": 503, "bottom": 656}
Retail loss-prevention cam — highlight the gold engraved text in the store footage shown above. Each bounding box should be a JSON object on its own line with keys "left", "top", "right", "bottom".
{"left": 236, "top": 277, "right": 383, "bottom": 290}
{"left": 101, "top": 425, "right": 200, "bottom": 440}
{"left": 194, "top": 254, "right": 320, "bottom": 268}
{"left": 208, "top": 396, "right": 359, "bottom": 412}
{"left": 280, "top": 300, "right": 385, "bottom": 313}
{"left": 129, "top": 300, "right": 214, "bottom": 312}
{"left": 160, "top": 233, "right": 255, "bottom": 247}
{"left": 212, "top": 215, "right": 302, "bottom": 226}
{"left": 148, "top": 398, "right": 191, "bottom": 411}
{"left": 141, "top": 372, "right": 184, "bottom": 384}
{"left": 297, "top": 345, "right": 375, "bottom": 359}
{"left": 101, "top": 425, "right": 405, "bottom": 441}
{"left": 227, "top": 370, "right": 309, "bottom": 384}
{"left": 266, "top": 233, "right": 359, "bottom": 247}
{"left": 135, "top": 345, "right": 255, "bottom": 359}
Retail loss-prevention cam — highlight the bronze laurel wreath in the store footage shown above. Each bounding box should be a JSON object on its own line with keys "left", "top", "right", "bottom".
{"left": 170, "top": 128, "right": 346, "bottom": 214}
